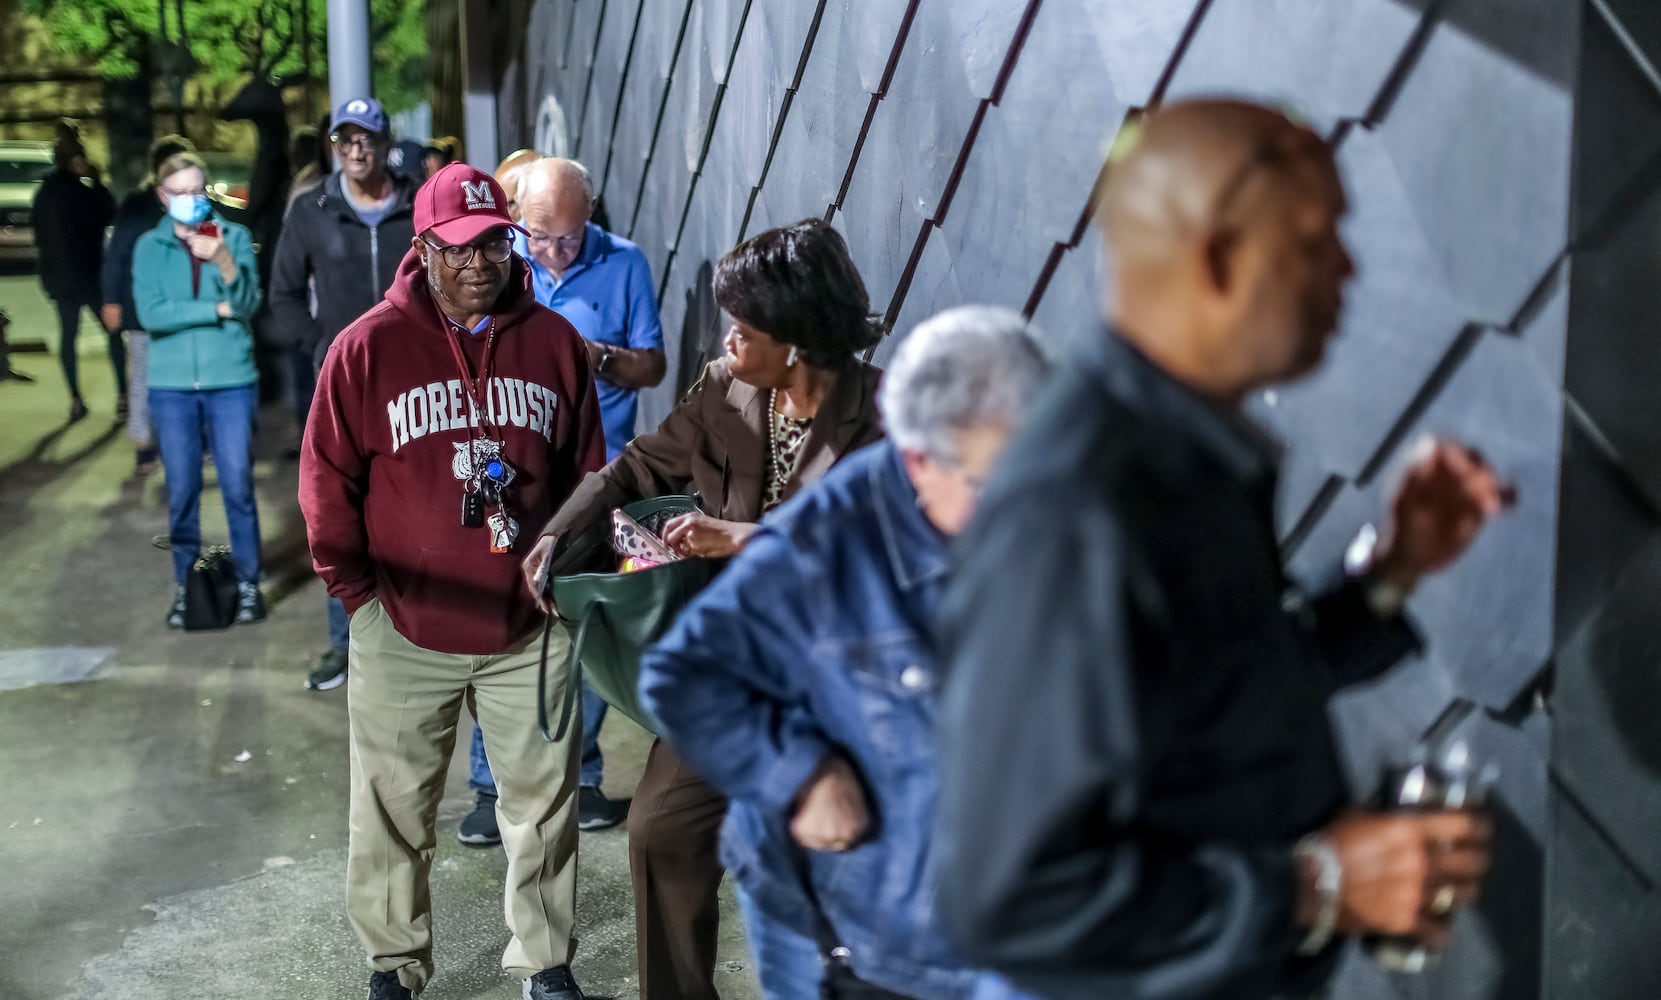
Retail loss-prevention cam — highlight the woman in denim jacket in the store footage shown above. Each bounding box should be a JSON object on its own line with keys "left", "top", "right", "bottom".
{"left": 639, "top": 306, "right": 1052, "bottom": 999}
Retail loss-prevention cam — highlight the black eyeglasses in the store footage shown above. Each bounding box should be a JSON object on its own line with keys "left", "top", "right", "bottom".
{"left": 424, "top": 237, "right": 514, "bottom": 269}
{"left": 330, "top": 135, "right": 380, "bottom": 154}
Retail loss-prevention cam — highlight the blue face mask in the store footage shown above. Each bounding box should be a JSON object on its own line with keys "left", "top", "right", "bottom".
{"left": 168, "top": 193, "right": 212, "bottom": 226}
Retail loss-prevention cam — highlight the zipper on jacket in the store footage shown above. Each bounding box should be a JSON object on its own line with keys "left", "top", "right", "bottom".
{"left": 369, "top": 225, "right": 380, "bottom": 292}
{"left": 188, "top": 238, "right": 201, "bottom": 389}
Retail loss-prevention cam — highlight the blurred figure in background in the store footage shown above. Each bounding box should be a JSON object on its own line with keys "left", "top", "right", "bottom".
{"left": 935, "top": 99, "right": 1502, "bottom": 1000}
{"left": 102, "top": 133, "right": 195, "bottom": 474}
{"left": 33, "top": 133, "right": 117, "bottom": 421}
{"left": 641, "top": 306, "right": 1052, "bottom": 1000}
{"left": 286, "top": 112, "right": 335, "bottom": 211}
{"left": 494, "top": 148, "right": 542, "bottom": 222}
{"left": 423, "top": 136, "right": 460, "bottom": 178}
{"left": 132, "top": 152, "right": 265, "bottom": 629}
{"left": 524, "top": 219, "right": 884, "bottom": 1000}
{"left": 387, "top": 137, "right": 432, "bottom": 185}
{"left": 271, "top": 96, "right": 418, "bottom": 694}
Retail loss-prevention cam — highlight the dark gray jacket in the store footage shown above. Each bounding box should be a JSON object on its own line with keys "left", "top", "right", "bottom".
{"left": 936, "top": 332, "right": 1420, "bottom": 1000}
{"left": 268, "top": 171, "right": 416, "bottom": 367}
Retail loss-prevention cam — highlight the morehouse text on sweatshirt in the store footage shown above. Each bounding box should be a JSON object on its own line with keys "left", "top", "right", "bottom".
{"left": 300, "top": 248, "right": 606, "bottom": 655}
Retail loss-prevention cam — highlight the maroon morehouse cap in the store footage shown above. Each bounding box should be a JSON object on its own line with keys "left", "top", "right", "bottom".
{"left": 414, "top": 162, "right": 528, "bottom": 245}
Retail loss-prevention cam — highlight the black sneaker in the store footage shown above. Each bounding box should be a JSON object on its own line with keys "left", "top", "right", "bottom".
{"left": 306, "top": 648, "right": 348, "bottom": 691}
{"left": 458, "top": 790, "right": 501, "bottom": 846}
{"left": 577, "top": 786, "right": 628, "bottom": 832}
{"left": 523, "top": 965, "right": 583, "bottom": 1000}
{"left": 367, "top": 970, "right": 415, "bottom": 999}
{"left": 235, "top": 582, "right": 266, "bottom": 624}
{"left": 166, "top": 587, "right": 186, "bottom": 629}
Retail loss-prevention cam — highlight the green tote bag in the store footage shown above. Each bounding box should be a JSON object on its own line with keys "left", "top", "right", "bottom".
{"left": 537, "top": 496, "right": 719, "bottom": 742}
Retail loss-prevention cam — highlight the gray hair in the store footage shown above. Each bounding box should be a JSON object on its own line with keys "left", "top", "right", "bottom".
{"left": 879, "top": 305, "right": 1053, "bottom": 460}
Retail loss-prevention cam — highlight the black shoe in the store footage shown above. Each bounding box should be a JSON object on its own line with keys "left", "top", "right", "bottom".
{"left": 367, "top": 970, "right": 415, "bottom": 999}
{"left": 235, "top": 582, "right": 266, "bottom": 624}
{"left": 523, "top": 965, "right": 583, "bottom": 1000}
{"left": 116, "top": 392, "right": 129, "bottom": 419}
{"left": 577, "top": 786, "right": 628, "bottom": 832}
{"left": 166, "top": 587, "right": 186, "bottom": 629}
{"left": 68, "top": 397, "right": 88, "bottom": 422}
{"left": 458, "top": 791, "right": 501, "bottom": 846}
{"left": 306, "top": 648, "right": 348, "bottom": 691}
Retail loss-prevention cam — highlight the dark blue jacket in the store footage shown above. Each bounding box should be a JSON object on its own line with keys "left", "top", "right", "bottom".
{"left": 101, "top": 186, "right": 165, "bottom": 330}
{"left": 641, "top": 440, "right": 984, "bottom": 1000}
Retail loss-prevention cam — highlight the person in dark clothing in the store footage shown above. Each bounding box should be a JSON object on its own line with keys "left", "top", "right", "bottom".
{"left": 935, "top": 100, "right": 1506, "bottom": 1000}
{"left": 286, "top": 112, "right": 336, "bottom": 212}
{"left": 270, "top": 96, "right": 418, "bottom": 693}
{"left": 102, "top": 133, "right": 195, "bottom": 473}
{"left": 33, "top": 139, "right": 118, "bottom": 421}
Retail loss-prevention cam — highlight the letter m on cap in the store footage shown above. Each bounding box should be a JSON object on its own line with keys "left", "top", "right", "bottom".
{"left": 462, "top": 180, "right": 496, "bottom": 210}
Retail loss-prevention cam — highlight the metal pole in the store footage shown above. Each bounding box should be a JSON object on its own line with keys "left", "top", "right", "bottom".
{"left": 461, "top": 0, "right": 498, "bottom": 168}
{"left": 326, "top": 0, "right": 373, "bottom": 111}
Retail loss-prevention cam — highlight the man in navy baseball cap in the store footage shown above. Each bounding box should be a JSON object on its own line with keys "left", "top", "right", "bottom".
{"left": 332, "top": 96, "right": 388, "bottom": 135}
{"left": 271, "top": 92, "right": 418, "bottom": 696}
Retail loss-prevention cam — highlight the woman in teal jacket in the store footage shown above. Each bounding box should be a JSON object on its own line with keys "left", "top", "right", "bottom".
{"left": 132, "top": 152, "right": 267, "bottom": 628}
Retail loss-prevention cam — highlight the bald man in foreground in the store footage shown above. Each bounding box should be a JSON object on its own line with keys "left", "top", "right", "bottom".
{"left": 935, "top": 100, "right": 1504, "bottom": 1000}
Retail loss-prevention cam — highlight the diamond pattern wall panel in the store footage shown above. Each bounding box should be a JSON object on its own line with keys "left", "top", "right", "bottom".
{"left": 1546, "top": 791, "right": 1661, "bottom": 1000}
{"left": 1164, "top": 0, "right": 1423, "bottom": 131}
{"left": 1375, "top": 0, "right": 1574, "bottom": 326}
{"left": 488, "top": 2, "right": 1657, "bottom": 995}
{"left": 574, "top": 0, "right": 644, "bottom": 165}
{"left": 1549, "top": 537, "right": 1661, "bottom": 888}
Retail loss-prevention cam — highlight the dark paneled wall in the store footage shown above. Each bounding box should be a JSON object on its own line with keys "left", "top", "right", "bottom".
{"left": 491, "top": 1, "right": 1661, "bottom": 996}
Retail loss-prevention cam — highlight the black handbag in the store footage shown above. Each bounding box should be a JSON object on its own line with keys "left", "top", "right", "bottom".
{"left": 790, "top": 846, "right": 917, "bottom": 1000}
{"left": 183, "top": 546, "right": 239, "bottom": 631}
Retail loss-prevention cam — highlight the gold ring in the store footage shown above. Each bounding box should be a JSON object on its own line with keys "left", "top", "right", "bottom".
{"left": 1429, "top": 883, "right": 1456, "bottom": 916}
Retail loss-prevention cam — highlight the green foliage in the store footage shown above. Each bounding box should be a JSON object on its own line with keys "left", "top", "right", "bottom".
{"left": 370, "top": 0, "right": 427, "bottom": 114}
{"left": 23, "top": 0, "right": 427, "bottom": 113}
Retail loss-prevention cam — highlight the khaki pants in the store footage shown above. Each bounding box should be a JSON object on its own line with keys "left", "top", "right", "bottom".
{"left": 346, "top": 597, "right": 580, "bottom": 993}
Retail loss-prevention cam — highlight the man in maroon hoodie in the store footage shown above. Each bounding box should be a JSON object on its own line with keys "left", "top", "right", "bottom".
{"left": 300, "top": 163, "right": 604, "bottom": 1000}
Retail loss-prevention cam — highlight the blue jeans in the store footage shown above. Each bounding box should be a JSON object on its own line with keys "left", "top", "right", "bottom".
{"left": 468, "top": 723, "right": 495, "bottom": 794}
{"left": 150, "top": 385, "right": 262, "bottom": 586}
{"left": 469, "top": 683, "right": 608, "bottom": 795}
{"left": 326, "top": 595, "right": 350, "bottom": 651}
{"left": 736, "top": 882, "right": 822, "bottom": 1000}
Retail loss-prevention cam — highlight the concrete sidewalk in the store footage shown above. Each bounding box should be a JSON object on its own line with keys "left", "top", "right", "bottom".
{"left": 0, "top": 274, "right": 760, "bottom": 999}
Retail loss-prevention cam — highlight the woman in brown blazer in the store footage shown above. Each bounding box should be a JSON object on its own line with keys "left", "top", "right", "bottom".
{"left": 524, "top": 218, "right": 885, "bottom": 1000}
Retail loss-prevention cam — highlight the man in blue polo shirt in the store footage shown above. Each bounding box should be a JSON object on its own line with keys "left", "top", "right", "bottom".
{"left": 521, "top": 157, "right": 667, "bottom": 456}
{"left": 458, "top": 156, "right": 665, "bottom": 846}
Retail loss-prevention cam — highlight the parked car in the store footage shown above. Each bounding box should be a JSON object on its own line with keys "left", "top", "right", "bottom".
{"left": 0, "top": 141, "right": 55, "bottom": 266}
{"left": 196, "top": 151, "right": 252, "bottom": 209}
